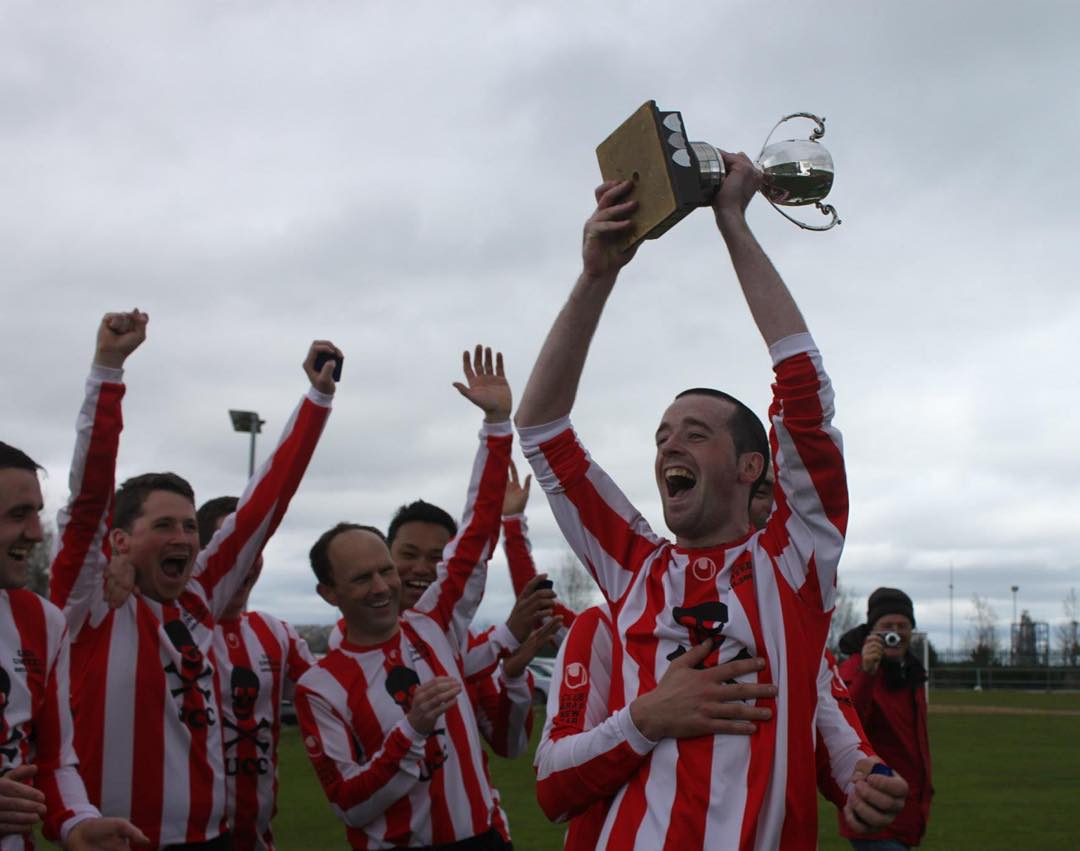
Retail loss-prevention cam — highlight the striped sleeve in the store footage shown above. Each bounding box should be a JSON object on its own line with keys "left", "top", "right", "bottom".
{"left": 49, "top": 366, "right": 126, "bottom": 633}
{"left": 461, "top": 624, "right": 518, "bottom": 681}
{"left": 294, "top": 675, "right": 427, "bottom": 828}
{"left": 195, "top": 387, "right": 332, "bottom": 620}
{"left": 25, "top": 600, "right": 100, "bottom": 843}
{"left": 412, "top": 421, "right": 512, "bottom": 641}
{"left": 502, "top": 514, "right": 577, "bottom": 630}
{"left": 815, "top": 650, "right": 875, "bottom": 809}
{"left": 283, "top": 620, "right": 316, "bottom": 684}
{"left": 534, "top": 607, "right": 653, "bottom": 823}
{"left": 761, "top": 333, "right": 847, "bottom": 612}
{"left": 518, "top": 418, "right": 663, "bottom": 605}
{"left": 470, "top": 667, "right": 534, "bottom": 759}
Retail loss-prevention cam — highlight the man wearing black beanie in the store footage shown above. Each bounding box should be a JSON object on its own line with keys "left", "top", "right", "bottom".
{"left": 836, "top": 588, "right": 933, "bottom": 849}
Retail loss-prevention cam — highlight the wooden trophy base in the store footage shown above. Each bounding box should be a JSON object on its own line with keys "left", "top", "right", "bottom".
{"left": 596, "top": 100, "right": 711, "bottom": 251}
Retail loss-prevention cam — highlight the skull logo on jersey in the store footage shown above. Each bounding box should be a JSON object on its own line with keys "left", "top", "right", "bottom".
{"left": 230, "top": 666, "right": 260, "bottom": 721}
{"left": 223, "top": 665, "right": 270, "bottom": 774}
{"left": 163, "top": 620, "right": 216, "bottom": 728}
{"left": 385, "top": 666, "right": 420, "bottom": 711}
{"left": 673, "top": 600, "right": 729, "bottom": 645}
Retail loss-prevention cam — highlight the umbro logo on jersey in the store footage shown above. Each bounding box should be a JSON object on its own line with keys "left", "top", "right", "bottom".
{"left": 563, "top": 662, "right": 588, "bottom": 690}
{"left": 691, "top": 557, "right": 718, "bottom": 581}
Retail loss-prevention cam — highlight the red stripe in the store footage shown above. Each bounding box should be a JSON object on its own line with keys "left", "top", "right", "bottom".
{"left": 539, "top": 430, "right": 657, "bottom": 581}
{"left": 199, "top": 399, "right": 329, "bottom": 601}
{"left": 130, "top": 603, "right": 166, "bottom": 846}
{"left": 324, "top": 651, "right": 415, "bottom": 843}
{"left": 778, "top": 353, "right": 847, "bottom": 536}
{"left": 222, "top": 619, "right": 262, "bottom": 851}
{"left": 11, "top": 595, "right": 70, "bottom": 837}
{"left": 729, "top": 554, "right": 775, "bottom": 851}
{"left": 660, "top": 561, "right": 724, "bottom": 848}
{"left": 621, "top": 558, "right": 668, "bottom": 695}
{"left": 401, "top": 622, "right": 489, "bottom": 838}
{"left": 49, "top": 382, "right": 124, "bottom": 610}
{"left": 777, "top": 583, "right": 829, "bottom": 850}
{"left": 603, "top": 761, "right": 651, "bottom": 850}
{"left": 423, "top": 433, "right": 510, "bottom": 631}
{"left": 68, "top": 615, "right": 112, "bottom": 809}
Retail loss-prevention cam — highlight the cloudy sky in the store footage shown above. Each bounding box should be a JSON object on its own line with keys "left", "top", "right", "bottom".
{"left": 4, "top": 1, "right": 1077, "bottom": 656}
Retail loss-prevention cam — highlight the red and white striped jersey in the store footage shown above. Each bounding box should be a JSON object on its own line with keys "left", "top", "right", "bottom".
{"left": 815, "top": 649, "right": 874, "bottom": 809}
{"left": 502, "top": 513, "right": 577, "bottom": 640}
{"left": 535, "top": 614, "right": 874, "bottom": 848}
{"left": 213, "top": 611, "right": 315, "bottom": 851}
{"left": 519, "top": 333, "right": 848, "bottom": 851}
{"left": 48, "top": 365, "right": 331, "bottom": 848}
{"left": 0, "top": 590, "right": 99, "bottom": 851}
{"left": 295, "top": 421, "right": 514, "bottom": 849}
{"left": 534, "top": 605, "right": 639, "bottom": 850}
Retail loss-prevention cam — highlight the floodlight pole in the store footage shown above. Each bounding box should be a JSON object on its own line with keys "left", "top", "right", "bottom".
{"left": 229, "top": 410, "right": 266, "bottom": 479}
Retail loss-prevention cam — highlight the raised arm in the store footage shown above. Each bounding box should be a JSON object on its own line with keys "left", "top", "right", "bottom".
{"left": 50, "top": 310, "right": 147, "bottom": 632}
{"left": 412, "top": 347, "right": 512, "bottom": 640}
{"left": 194, "top": 340, "right": 338, "bottom": 619}
{"left": 815, "top": 651, "right": 874, "bottom": 808}
{"left": 514, "top": 181, "right": 638, "bottom": 428}
{"left": 712, "top": 152, "right": 808, "bottom": 347}
{"left": 501, "top": 464, "right": 576, "bottom": 631}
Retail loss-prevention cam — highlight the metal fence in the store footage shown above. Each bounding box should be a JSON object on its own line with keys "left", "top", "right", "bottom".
{"left": 928, "top": 665, "right": 1080, "bottom": 691}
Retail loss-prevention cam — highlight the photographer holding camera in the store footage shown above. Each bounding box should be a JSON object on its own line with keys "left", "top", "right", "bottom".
{"left": 837, "top": 588, "right": 933, "bottom": 850}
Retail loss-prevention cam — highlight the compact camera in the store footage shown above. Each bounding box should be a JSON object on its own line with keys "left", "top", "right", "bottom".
{"left": 876, "top": 631, "right": 902, "bottom": 647}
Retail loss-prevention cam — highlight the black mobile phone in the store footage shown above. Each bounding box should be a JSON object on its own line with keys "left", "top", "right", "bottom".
{"left": 536, "top": 579, "right": 554, "bottom": 590}
{"left": 314, "top": 351, "right": 343, "bottom": 382}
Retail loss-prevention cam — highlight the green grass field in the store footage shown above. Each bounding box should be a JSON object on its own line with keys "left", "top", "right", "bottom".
{"left": 273, "top": 690, "right": 1080, "bottom": 850}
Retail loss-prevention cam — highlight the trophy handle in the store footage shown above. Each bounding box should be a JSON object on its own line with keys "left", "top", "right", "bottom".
{"left": 766, "top": 200, "right": 841, "bottom": 231}
{"left": 757, "top": 113, "right": 827, "bottom": 160}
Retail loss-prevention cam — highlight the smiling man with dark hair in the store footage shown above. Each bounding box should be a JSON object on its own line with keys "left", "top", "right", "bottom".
{"left": 0, "top": 441, "right": 147, "bottom": 850}
{"left": 48, "top": 309, "right": 338, "bottom": 850}
{"left": 515, "top": 157, "right": 856, "bottom": 848}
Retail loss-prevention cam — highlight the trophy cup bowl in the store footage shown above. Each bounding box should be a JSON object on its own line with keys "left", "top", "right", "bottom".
{"left": 596, "top": 102, "right": 840, "bottom": 248}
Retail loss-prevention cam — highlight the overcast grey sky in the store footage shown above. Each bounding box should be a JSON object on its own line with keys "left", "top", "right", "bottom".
{"left": 4, "top": 1, "right": 1077, "bottom": 655}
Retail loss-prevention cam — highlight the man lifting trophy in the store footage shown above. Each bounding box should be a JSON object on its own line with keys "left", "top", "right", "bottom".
{"left": 596, "top": 100, "right": 841, "bottom": 248}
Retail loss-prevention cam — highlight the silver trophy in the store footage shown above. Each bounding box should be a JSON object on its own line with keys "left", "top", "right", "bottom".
{"left": 597, "top": 102, "right": 841, "bottom": 249}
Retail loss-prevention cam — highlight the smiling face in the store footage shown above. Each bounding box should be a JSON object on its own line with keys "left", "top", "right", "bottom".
{"left": 654, "top": 394, "right": 762, "bottom": 548}
{"left": 390, "top": 520, "right": 450, "bottom": 609}
{"left": 0, "top": 468, "right": 45, "bottom": 589}
{"left": 113, "top": 489, "right": 199, "bottom": 603}
{"left": 319, "top": 528, "right": 401, "bottom": 645}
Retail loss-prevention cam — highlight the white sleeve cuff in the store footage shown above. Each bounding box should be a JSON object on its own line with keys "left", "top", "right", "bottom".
{"left": 616, "top": 705, "right": 659, "bottom": 755}
{"left": 769, "top": 331, "right": 818, "bottom": 366}
{"left": 59, "top": 809, "right": 101, "bottom": 844}
{"left": 89, "top": 364, "right": 124, "bottom": 383}
{"left": 490, "top": 622, "right": 521, "bottom": 653}
{"left": 306, "top": 386, "right": 335, "bottom": 407}
{"left": 516, "top": 416, "right": 572, "bottom": 451}
{"left": 399, "top": 718, "right": 429, "bottom": 752}
{"left": 481, "top": 418, "right": 513, "bottom": 437}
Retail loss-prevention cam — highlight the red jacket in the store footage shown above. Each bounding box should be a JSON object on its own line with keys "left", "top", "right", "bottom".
{"left": 837, "top": 652, "right": 933, "bottom": 846}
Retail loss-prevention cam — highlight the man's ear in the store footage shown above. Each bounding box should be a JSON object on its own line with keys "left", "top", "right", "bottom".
{"left": 316, "top": 582, "right": 337, "bottom": 608}
{"left": 737, "top": 451, "right": 766, "bottom": 484}
{"left": 109, "top": 527, "right": 130, "bottom": 554}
